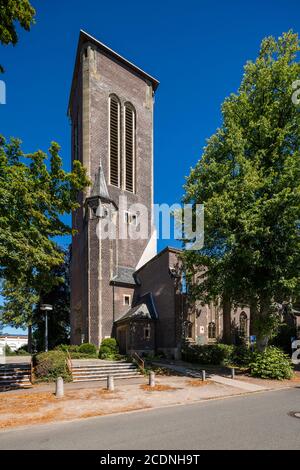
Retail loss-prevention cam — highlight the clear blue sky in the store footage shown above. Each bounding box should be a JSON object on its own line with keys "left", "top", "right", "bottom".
{"left": 1, "top": 0, "right": 300, "bottom": 333}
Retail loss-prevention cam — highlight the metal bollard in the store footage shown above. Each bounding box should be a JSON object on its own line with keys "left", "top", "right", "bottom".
{"left": 149, "top": 371, "right": 155, "bottom": 387}
{"left": 231, "top": 368, "right": 235, "bottom": 379}
{"left": 201, "top": 370, "right": 206, "bottom": 382}
{"left": 107, "top": 375, "right": 114, "bottom": 391}
{"left": 55, "top": 376, "right": 64, "bottom": 398}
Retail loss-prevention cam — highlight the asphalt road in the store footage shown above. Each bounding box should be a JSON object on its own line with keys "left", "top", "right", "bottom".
{"left": 0, "top": 388, "right": 300, "bottom": 450}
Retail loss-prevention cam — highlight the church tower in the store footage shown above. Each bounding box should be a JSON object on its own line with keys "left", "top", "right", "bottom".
{"left": 68, "top": 31, "right": 159, "bottom": 345}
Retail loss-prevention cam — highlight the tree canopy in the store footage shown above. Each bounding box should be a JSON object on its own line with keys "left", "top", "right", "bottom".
{"left": 0, "top": 137, "right": 89, "bottom": 328}
{"left": 183, "top": 31, "right": 300, "bottom": 346}
{"left": 0, "top": 0, "right": 36, "bottom": 72}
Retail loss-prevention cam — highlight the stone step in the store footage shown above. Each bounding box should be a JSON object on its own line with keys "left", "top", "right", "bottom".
{"left": 71, "top": 359, "right": 132, "bottom": 366}
{"left": 72, "top": 369, "right": 139, "bottom": 374}
{"left": 0, "top": 383, "right": 32, "bottom": 390}
{"left": 73, "top": 373, "right": 141, "bottom": 382}
{"left": 72, "top": 367, "right": 140, "bottom": 374}
{"left": 0, "top": 376, "right": 31, "bottom": 383}
{"left": 0, "top": 370, "right": 31, "bottom": 380}
{"left": 72, "top": 362, "right": 137, "bottom": 369}
{"left": 70, "top": 360, "right": 141, "bottom": 382}
{"left": 0, "top": 363, "right": 32, "bottom": 389}
{"left": 0, "top": 379, "right": 31, "bottom": 385}
{"left": 72, "top": 366, "right": 137, "bottom": 373}
{"left": 72, "top": 370, "right": 141, "bottom": 377}
{"left": 0, "top": 363, "right": 30, "bottom": 370}
{"left": 0, "top": 375, "right": 31, "bottom": 381}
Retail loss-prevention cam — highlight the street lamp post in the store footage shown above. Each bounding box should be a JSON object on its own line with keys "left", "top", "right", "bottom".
{"left": 40, "top": 304, "right": 53, "bottom": 352}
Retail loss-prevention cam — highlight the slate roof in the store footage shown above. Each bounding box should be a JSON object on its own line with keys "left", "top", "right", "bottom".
{"left": 115, "top": 293, "right": 158, "bottom": 323}
{"left": 91, "top": 165, "right": 110, "bottom": 200}
{"left": 111, "top": 266, "right": 136, "bottom": 286}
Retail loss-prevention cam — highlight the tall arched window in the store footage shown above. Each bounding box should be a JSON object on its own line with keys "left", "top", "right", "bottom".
{"left": 109, "top": 95, "right": 120, "bottom": 187}
{"left": 185, "top": 321, "right": 194, "bottom": 339}
{"left": 208, "top": 322, "right": 216, "bottom": 339}
{"left": 124, "top": 103, "right": 135, "bottom": 192}
{"left": 239, "top": 312, "right": 248, "bottom": 337}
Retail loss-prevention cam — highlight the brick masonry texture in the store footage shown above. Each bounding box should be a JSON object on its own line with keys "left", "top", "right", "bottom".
{"left": 69, "top": 38, "right": 155, "bottom": 346}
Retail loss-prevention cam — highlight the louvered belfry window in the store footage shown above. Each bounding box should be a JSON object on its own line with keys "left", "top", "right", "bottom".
{"left": 109, "top": 96, "right": 120, "bottom": 187}
{"left": 124, "top": 104, "right": 135, "bottom": 192}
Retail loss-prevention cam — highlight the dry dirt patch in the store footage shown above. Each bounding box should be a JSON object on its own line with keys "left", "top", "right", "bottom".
{"left": 0, "top": 392, "right": 56, "bottom": 415}
{"left": 0, "top": 388, "right": 147, "bottom": 430}
{"left": 140, "top": 384, "right": 178, "bottom": 392}
{"left": 186, "top": 379, "right": 211, "bottom": 387}
{"left": 290, "top": 373, "right": 300, "bottom": 383}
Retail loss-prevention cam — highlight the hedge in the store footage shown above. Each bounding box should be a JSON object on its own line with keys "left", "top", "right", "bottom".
{"left": 99, "top": 338, "right": 119, "bottom": 359}
{"left": 34, "top": 350, "right": 72, "bottom": 382}
{"left": 55, "top": 343, "right": 97, "bottom": 358}
{"left": 78, "top": 342, "right": 97, "bottom": 355}
{"left": 182, "top": 343, "right": 234, "bottom": 365}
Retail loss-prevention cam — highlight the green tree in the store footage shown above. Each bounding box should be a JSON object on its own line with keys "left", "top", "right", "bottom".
{"left": 0, "top": 137, "right": 89, "bottom": 336}
{"left": 183, "top": 31, "right": 300, "bottom": 349}
{"left": 0, "top": 0, "right": 36, "bottom": 72}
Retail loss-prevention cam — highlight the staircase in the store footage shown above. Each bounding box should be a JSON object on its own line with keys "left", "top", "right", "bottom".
{"left": 0, "top": 363, "right": 32, "bottom": 391}
{"left": 71, "top": 360, "right": 142, "bottom": 383}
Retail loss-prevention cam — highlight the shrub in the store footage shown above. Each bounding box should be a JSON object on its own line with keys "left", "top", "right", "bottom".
{"left": 249, "top": 346, "right": 293, "bottom": 380}
{"left": 4, "top": 344, "right": 13, "bottom": 356}
{"left": 182, "top": 343, "right": 234, "bottom": 365}
{"left": 55, "top": 344, "right": 79, "bottom": 353}
{"left": 55, "top": 344, "right": 69, "bottom": 352}
{"left": 68, "top": 352, "right": 97, "bottom": 359}
{"left": 99, "top": 338, "right": 119, "bottom": 359}
{"left": 16, "top": 347, "right": 29, "bottom": 356}
{"left": 230, "top": 344, "right": 254, "bottom": 367}
{"left": 100, "top": 338, "right": 118, "bottom": 352}
{"left": 78, "top": 342, "right": 97, "bottom": 355}
{"left": 99, "top": 346, "right": 115, "bottom": 359}
{"left": 34, "top": 350, "right": 71, "bottom": 382}
{"left": 55, "top": 343, "right": 97, "bottom": 359}
{"left": 68, "top": 345, "right": 80, "bottom": 353}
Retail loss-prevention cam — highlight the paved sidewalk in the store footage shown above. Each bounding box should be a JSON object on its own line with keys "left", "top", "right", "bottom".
{"left": 0, "top": 375, "right": 256, "bottom": 430}
{"left": 151, "top": 361, "right": 266, "bottom": 392}
{"left": 0, "top": 376, "right": 145, "bottom": 395}
{"left": 209, "top": 374, "right": 266, "bottom": 391}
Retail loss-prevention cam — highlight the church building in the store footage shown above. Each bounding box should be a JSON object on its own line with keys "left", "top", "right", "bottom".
{"left": 69, "top": 30, "right": 251, "bottom": 358}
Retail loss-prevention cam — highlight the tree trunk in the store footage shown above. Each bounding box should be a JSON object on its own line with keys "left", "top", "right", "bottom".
{"left": 256, "top": 335, "right": 269, "bottom": 351}
{"left": 250, "top": 300, "right": 257, "bottom": 336}
{"left": 222, "top": 295, "right": 232, "bottom": 344}
{"left": 27, "top": 324, "right": 32, "bottom": 354}
{"left": 251, "top": 298, "right": 271, "bottom": 352}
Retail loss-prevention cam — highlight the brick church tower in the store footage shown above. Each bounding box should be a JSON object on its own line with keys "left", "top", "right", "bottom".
{"left": 68, "top": 31, "right": 159, "bottom": 346}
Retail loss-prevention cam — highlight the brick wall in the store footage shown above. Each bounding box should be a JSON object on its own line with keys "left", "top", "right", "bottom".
{"left": 135, "top": 248, "right": 183, "bottom": 357}
{"left": 69, "top": 37, "right": 156, "bottom": 346}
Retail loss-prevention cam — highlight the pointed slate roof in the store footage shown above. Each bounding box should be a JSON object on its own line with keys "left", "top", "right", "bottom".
{"left": 111, "top": 266, "right": 136, "bottom": 286}
{"left": 115, "top": 293, "right": 158, "bottom": 323}
{"left": 91, "top": 165, "right": 110, "bottom": 200}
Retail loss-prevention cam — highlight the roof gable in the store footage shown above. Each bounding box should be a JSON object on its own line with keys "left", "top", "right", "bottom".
{"left": 68, "top": 30, "right": 159, "bottom": 115}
